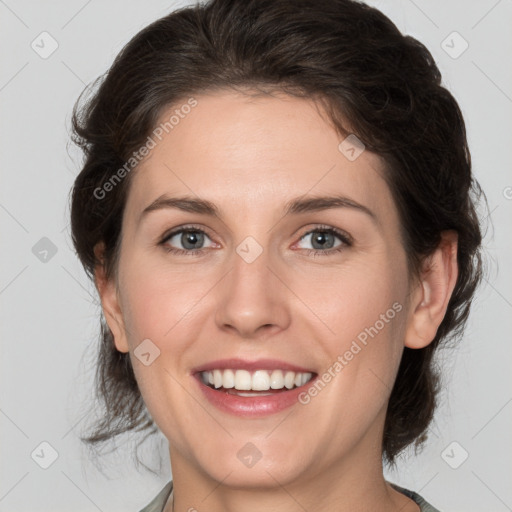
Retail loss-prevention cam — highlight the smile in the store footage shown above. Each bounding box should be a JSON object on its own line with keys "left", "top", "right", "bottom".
{"left": 200, "top": 369, "right": 314, "bottom": 395}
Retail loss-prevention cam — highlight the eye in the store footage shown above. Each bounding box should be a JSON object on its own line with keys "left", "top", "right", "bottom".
{"left": 158, "top": 224, "right": 352, "bottom": 257}
{"left": 295, "top": 225, "right": 352, "bottom": 256}
{"left": 159, "top": 226, "right": 215, "bottom": 256}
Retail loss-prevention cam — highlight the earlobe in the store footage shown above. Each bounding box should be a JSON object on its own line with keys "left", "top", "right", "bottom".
{"left": 404, "top": 231, "right": 459, "bottom": 349}
{"left": 93, "top": 242, "right": 130, "bottom": 353}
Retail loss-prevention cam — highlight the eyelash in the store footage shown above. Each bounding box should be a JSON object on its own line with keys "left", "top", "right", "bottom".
{"left": 158, "top": 224, "right": 352, "bottom": 257}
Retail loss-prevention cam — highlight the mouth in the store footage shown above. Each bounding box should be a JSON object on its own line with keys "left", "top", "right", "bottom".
{"left": 191, "top": 359, "right": 318, "bottom": 417}
{"left": 197, "top": 368, "right": 316, "bottom": 396}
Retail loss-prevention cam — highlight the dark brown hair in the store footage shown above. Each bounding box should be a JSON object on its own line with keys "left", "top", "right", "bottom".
{"left": 69, "top": 0, "right": 484, "bottom": 465}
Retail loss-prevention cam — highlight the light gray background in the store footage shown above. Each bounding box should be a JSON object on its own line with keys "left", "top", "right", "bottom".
{"left": 1, "top": 1, "right": 511, "bottom": 511}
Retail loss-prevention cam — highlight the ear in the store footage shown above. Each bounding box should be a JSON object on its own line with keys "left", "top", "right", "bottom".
{"left": 93, "top": 242, "right": 130, "bottom": 353}
{"left": 404, "top": 231, "right": 459, "bottom": 349}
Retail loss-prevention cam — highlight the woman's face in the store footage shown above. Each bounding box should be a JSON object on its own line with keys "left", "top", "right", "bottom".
{"left": 104, "top": 90, "right": 415, "bottom": 487}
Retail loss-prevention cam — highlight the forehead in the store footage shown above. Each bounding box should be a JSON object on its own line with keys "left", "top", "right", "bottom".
{"left": 124, "top": 90, "right": 395, "bottom": 226}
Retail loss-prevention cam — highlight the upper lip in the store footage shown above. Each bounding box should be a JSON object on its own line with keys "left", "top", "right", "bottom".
{"left": 191, "top": 358, "right": 316, "bottom": 374}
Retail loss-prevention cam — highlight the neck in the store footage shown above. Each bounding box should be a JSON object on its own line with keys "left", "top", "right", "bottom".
{"left": 164, "top": 420, "right": 419, "bottom": 512}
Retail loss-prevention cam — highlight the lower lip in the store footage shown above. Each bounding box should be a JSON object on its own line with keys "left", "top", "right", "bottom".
{"left": 193, "top": 374, "right": 318, "bottom": 417}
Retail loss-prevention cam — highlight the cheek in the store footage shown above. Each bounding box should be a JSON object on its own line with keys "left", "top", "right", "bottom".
{"left": 119, "top": 256, "right": 209, "bottom": 344}
{"left": 307, "top": 258, "right": 405, "bottom": 338}
{"left": 301, "top": 273, "right": 407, "bottom": 440}
{"left": 116, "top": 260, "right": 204, "bottom": 430}
{"left": 310, "top": 254, "right": 408, "bottom": 389}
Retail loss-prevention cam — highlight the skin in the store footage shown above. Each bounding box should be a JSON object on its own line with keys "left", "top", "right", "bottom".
{"left": 94, "top": 89, "right": 458, "bottom": 512}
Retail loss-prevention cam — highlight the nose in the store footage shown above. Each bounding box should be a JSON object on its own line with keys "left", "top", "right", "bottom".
{"left": 215, "top": 243, "right": 291, "bottom": 339}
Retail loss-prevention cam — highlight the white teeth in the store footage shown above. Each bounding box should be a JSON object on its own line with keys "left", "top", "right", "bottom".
{"left": 252, "top": 370, "right": 270, "bottom": 391}
{"left": 213, "top": 369, "right": 223, "bottom": 389}
{"left": 222, "top": 369, "right": 235, "bottom": 389}
{"left": 200, "top": 369, "right": 313, "bottom": 391}
{"left": 235, "top": 369, "right": 252, "bottom": 390}
{"left": 270, "top": 369, "right": 284, "bottom": 389}
{"left": 235, "top": 391, "right": 274, "bottom": 397}
{"left": 284, "top": 371, "right": 295, "bottom": 389}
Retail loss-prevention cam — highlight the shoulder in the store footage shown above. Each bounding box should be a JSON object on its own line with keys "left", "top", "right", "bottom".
{"left": 138, "top": 480, "right": 441, "bottom": 512}
{"left": 389, "top": 482, "right": 442, "bottom": 512}
{"left": 138, "top": 480, "right": 173, "bottom": 512}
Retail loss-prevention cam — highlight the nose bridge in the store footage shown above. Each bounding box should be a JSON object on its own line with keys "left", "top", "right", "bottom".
{"left": 215, "top": 234, "right": 289, "bottom": 337}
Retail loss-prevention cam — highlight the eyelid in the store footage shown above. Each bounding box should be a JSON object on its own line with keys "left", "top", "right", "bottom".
{"left": 296, "top": 224, "right": 353, "bottom": 245}
{"left": 159, "top": 223, "right": 352, "bottom": 241}
{"left": 159, "top": 224, "right": 218, "bottom": 251}
{"left": 160, "top": 223, "right": 214, "bottom": 241}
{"left": 159, "top": 223, "right": 353, "bottom": 254}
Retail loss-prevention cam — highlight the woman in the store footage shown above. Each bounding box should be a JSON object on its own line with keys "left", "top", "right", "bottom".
{"left": 69, "top": 0, "right": 483, "bottom": 510}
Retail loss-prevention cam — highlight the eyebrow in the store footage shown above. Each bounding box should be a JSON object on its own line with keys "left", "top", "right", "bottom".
{"left": 139, "top": 194, "right": 377, "bottom": 224}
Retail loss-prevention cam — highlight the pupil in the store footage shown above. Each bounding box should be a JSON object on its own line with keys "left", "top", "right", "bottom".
{"left": 182, "top": 231, "right": 203, "bottom": 250}
{"left": 312, "top": 231, "right": 333, "bottom": 249}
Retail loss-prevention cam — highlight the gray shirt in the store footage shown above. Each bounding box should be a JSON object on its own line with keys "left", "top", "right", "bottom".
{"left": 138, "top": 480, "right": 441, "bottom": 512}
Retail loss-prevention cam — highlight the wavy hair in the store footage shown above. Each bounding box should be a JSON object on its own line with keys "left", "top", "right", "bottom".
{"left": 69, "top": 0, "right": 484, "bottom": 465}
